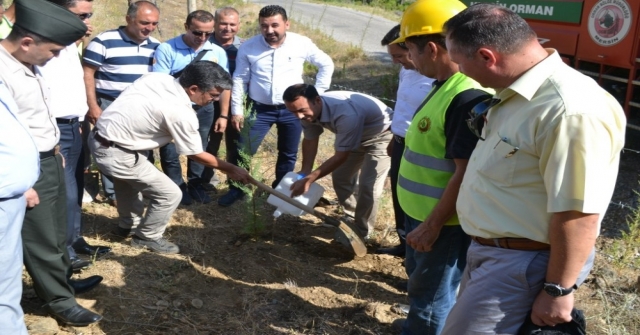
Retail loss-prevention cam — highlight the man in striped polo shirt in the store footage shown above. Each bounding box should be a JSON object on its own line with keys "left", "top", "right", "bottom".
{"left": 82, "top": 0, "right": 160, "bottom": 208}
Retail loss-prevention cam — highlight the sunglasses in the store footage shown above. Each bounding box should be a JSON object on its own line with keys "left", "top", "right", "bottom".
{"left": 466, "top": 98, "right": 501, "bottom": 141}
{"left": 76, "top": 12, "right": 93, "bottom": 20}
{"left": 191, "top": 30, "right": 214, "bottom": 37}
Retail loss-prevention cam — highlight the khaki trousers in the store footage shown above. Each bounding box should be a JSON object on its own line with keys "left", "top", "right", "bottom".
{"left": 332, "top": 131, "right": 392, "bottom": 237}
{"left": 89, "top": 133, "right": 181, "bottom": 240}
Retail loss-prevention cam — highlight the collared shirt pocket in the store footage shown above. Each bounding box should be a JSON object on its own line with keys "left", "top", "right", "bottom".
{"left": 477, "top": 138, "right": 518, "bottom": 185}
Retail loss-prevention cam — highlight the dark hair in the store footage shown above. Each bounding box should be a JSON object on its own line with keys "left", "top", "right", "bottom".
{"left": 405, "top": 33, "right": 446, "bottom": 53}
{"left": 185, "top": 9, "right": 214, "bottom": 26}
{"left": 283, "top": 84, "right": 319, "bottom": 103}
{"left": 259, "top": 5, "right": 287, "bottom": 21}
{"left": 179, "top": 61, "right": 232, "bottom": 91}
{"left": 127, "top": 1, "right": 159, "bottom": 18}
{"left": 443, "top": 3, "right": 537, "bottom": 58}
{"left": 6, "top": 24, "right": 56, "bottom": 44}
{"left": 214, "top": 6, "right": 239, "bottom": 21}
{"left": 381, "top": 24, "right": 407, "bottom": 49}
{"left": 46, "top": 0, "right": 93, "bottom": 9}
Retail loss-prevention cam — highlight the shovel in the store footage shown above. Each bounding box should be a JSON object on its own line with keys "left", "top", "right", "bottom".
{"left": 249, "top": 177, "right": 367, "bottom": 257}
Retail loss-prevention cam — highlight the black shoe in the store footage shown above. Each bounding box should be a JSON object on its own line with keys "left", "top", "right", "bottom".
{"left": 188, "top": 184, "right": 212, "bottom": 204}
{"left": 68, "top": 275, "right": 103, "bottom": 295}
{"left": 111, "top": 226, "right": 134, "bottom": 238}
{"left": 180, "top": 185, "right": 193, "bottom": 206}
{"left": 71, "top": 258, "right": 91, "bottom": 272}
{"left": 203, "top": 183, "right": 218, "bottom": 193}
{"left": 217, "top": 188, "right": 245, "bottom": 207}
{"left": 74, "top": 244, "right": 112, "bottom": 258}
{"left": 49, "top": 305, "right": 102, "bottom": 326}
{"left": 375, "top": 244, "right": 406, "bottom": 257}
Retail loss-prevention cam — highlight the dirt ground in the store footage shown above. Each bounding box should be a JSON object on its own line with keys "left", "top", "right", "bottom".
{"left": 23, "top": 151, "right": 409, "bottom": 335}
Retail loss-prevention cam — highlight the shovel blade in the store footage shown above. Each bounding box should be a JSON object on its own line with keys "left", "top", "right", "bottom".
{"left": 330, "top": 221, "right": 367, "bottom": 257}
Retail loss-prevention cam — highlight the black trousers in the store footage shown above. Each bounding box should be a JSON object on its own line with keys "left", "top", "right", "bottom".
{"left": 22, "top": 154, "right": 76, "bottom": 312}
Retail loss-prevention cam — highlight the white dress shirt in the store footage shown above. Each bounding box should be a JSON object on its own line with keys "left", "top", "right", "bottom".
{"left": 39, "top": 43, "right": 88, "bottom": 120}
{"left": 391, "top": 67, "right": 434, "bottom": 137}
{"left": 231, "top": 32, "right": 334, "bottom": 115}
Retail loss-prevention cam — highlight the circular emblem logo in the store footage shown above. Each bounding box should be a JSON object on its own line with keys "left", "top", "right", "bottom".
{"left": 588, "top": 0, "right": 632, "bottom": 47}
{"left": 418, "top": 117, "right": 431, "bottom": 133}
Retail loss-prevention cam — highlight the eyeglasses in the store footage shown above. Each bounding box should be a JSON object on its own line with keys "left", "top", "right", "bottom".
{"left": 75, "top": 12, "right": 93, "bottom": 20}
{"left": 466, "top": 98, "right": 501, "bottom": 141}
{"left": 191, "top": 30, "right": 214, "bottom": 37}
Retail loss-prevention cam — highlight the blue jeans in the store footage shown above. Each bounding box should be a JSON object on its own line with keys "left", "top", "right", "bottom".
{"left": 58, "top": 121, "right": 84, "bottom": 259}
{"left": 232, "top": 105, "right": 301, "bottom": 190}
{"left": 403, "top": 217, "right": 470, "bottom": 335}
{"left": 0, "top": 195, "right": 29, "bottom": 334}
{"left": 160, "top": 102, "right": 215, "bottom": 188}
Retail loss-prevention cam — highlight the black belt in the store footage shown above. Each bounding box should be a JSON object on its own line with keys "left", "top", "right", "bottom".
{"left": 93, "top": 130, "right": 131, "bottom": 152}
{"left": 93, "top": 131, "right": 113, "bottom": 147}
{"left": 40, "top": 145, "right": 60, "bottom": 159}
{"left": 56, "top": 117, "right": 79, "bottom": 124}
{"left": 394, "top": 135, "right": 405, "bottom": 144}
{"left": 249, "top": 98, "right": 286, "bottom": 111}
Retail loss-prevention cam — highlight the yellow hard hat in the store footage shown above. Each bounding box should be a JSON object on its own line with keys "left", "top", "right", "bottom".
{"left": 392, "top": 0, "right": 467, "bottom": 44}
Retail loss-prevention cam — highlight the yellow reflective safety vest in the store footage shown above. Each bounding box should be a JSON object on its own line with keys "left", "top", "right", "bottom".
{"left": 398, "top": 72, "right": 488, "bottom": 224}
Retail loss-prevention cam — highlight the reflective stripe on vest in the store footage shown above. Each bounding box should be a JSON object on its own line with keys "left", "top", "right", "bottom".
{"left": 398, "top": 72, "right": 490, "bottom": 223}
{"left": 398, "top": 174, "right": 445, "bottom": 199}
{"left": 403, "top": 148, "right": 456, "bottom": 173}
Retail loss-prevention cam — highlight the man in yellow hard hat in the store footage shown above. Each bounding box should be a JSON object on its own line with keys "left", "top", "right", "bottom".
{"left": 390, "top": 0, "right": 493, "bottom": 334}
{"left": 441, "top": 4, "right": 625, "bottom": 333}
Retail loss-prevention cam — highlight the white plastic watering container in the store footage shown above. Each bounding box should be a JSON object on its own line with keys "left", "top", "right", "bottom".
{"left": 267, "top": 172, "right": 325, "bottom": 218}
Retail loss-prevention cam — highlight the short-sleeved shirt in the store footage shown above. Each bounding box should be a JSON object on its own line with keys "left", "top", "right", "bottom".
{"left": 209, "top": 34, "right": 242, "bottom": 75}
{"left": 152, "top": 36, "right": 229, "bottom": 75}
{"left": 457, "top": 49, "right": 626, "bottom": 243}
{"left": 83, "top": 27, "right": 160, "bottom": 99}
{"left": 392, "top": 67, "right": 434, "bottom": 137}
{"left": 95, "top": 73, "right": 203, "bottom": 155}
{"left": 0, "top": 80, "right": 39, "bottom": 198}
{"left": 302, "top": 91, "right": 393, "bottom": 152}
{"left": 0, "top": 44, "right": 59, "bottom": 151}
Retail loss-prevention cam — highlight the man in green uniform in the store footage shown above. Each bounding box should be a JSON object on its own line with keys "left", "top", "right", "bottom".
{"left": 0, "top": 0, "right": 102, "bottom": 326}
{"left": 390, "top": 0, "right": 493, "bottom": 333}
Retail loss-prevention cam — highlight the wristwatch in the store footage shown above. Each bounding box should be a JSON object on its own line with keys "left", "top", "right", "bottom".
{"left": 543, "top": 282, "right": 578, "bottom": 297}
